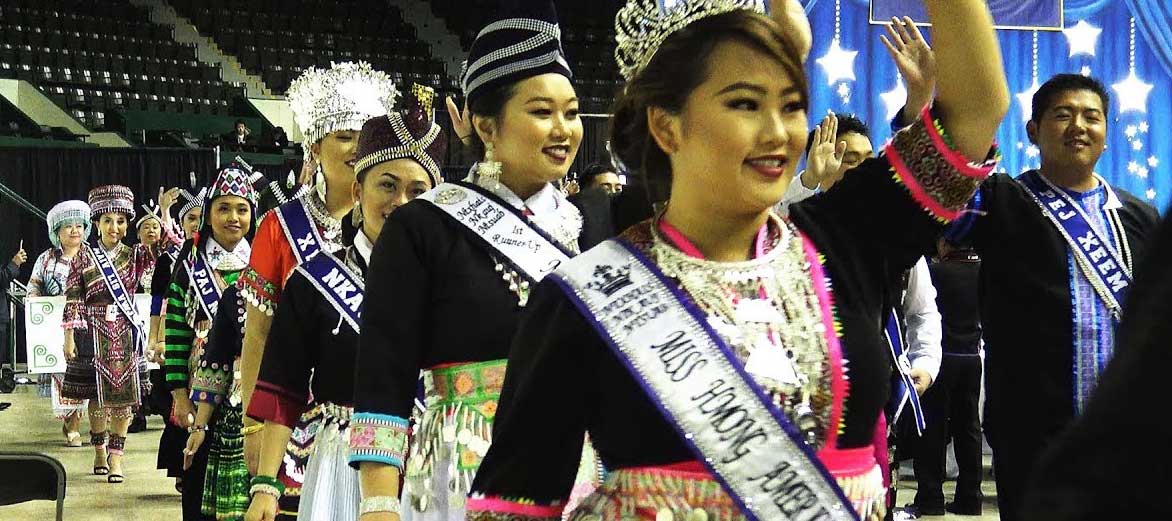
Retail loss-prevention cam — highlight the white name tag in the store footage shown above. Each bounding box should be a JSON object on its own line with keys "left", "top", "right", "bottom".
{"left": 105, "top": 305, "right": 118, "bottom": 323}
{"left": 744, "top": 341, "right": 801, "bottom": 387}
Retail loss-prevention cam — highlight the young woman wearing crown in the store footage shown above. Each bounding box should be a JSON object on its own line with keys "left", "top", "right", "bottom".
{"left": 236, "top": 61, "right": 395, "bottom": 518}
{"left": 466, "top": 0, "right": 1009, "bottom": 520}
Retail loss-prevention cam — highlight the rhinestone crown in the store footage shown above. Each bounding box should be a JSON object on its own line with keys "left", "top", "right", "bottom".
{"left": 615, "top": 0, "right": 766, "bottom": 81}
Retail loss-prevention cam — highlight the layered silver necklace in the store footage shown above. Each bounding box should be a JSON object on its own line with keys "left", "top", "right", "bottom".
{"left": 650, "top": 214, "right": 835, "bottom": 447}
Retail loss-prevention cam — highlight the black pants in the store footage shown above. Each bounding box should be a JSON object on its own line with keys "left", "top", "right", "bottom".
{"left": 985, "top": 416, "right": 1054, "bottom": 521}
{"left": 0, "top": 321, "right": 9, "bottom": 367}
{"left": 912, "top": 354, "right": 983, "bottom": 508}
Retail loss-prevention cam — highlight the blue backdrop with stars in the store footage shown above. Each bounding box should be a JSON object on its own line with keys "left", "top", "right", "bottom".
{"left": 802, "top": 0, "right": 1170, "bottom": 213}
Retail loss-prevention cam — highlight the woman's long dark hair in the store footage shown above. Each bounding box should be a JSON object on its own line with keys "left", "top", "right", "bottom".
{"left": 609, "top": 10, "right": 809, "bottom": 204}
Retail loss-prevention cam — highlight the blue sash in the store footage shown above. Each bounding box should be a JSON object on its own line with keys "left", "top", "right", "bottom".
{"left": 188, "top": 252, "right": 224, "bottom": 322}
{"left": 90, "top": 245, "right": 145, "bottom": 353}
{"left": 293, "top": 252, "right": 364, "bottom": 334}
{"left": 1019, "top": 171, "right": 1133, "bottom": 318}
{"left": 275, "top": 197, "right": 329, "bottom": 266}
{"left": 884, "top": 312, "right": 926, "bottom": 435}
{"left": 551, "top": 239, "right": 857, "bottom": 521}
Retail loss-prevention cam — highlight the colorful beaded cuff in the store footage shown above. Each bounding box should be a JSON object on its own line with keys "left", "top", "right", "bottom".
{"left": 348, "top": 412, "right": 410, "bottom": 470}
{"left": 239, "top": 268, "right": 278, "bottom": 316}
{"left": 884, "top": 105, "right": 999, "bottom": 222}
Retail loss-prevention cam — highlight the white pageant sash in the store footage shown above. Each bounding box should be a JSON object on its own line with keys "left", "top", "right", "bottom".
{"left": 417, "top": 182, "right": 571, "bottom": 283}
{"left": 551, "top": 240, "right": 856, "bottom": 521}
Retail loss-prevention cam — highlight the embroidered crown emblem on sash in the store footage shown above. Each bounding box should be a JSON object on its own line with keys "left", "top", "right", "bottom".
{"left": 434, "top": 188, "right": 467, "bottom": 205}
{"left": 585, "top": 263, "right": 634, "bottom": 296}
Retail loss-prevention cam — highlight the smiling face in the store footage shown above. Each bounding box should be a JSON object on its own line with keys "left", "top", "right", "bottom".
{"left": 56, "top": 222, "right": 85, "bottom": 250}
{"left": 208, "top": 195, "right": 252, "bottom": 247}
{"left": 312, "top": 129, "right": 360, "bottom": 187}
{"left": 1028, "top": 89, "right": 1107, "bottom": 175}
{"left": 654, "top": 39, "right": 808, "bottom": 216}
{"left": 354, "top": 159, "right": 434, "bottom": 241}
{"left": 97, "top": 212, "right": 128, "bottom": 248}
{"left": 474, "top": 74, "right": 583, "bottom": 194}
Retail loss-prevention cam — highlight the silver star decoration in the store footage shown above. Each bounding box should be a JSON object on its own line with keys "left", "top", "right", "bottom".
{"left": 1148, "top": 156, "right": 1159, "bottom": 168}
{"left": 1146, "top": 188, "right": 1156, "bottom": 200}
{"left": 1112, "top": 71, "right": 1154, "bottom": 113}
{"left": 1015, "top": 79, "right": 1041, "bottom": 122}
{"left": 816, "top": 39, "right": 858, "bottom": 86}
{"left": 1063, "top": 21, "right": 1102, "bottom": 58}
{"left": 881, "top": 79, "right": 908, "bottom": 121}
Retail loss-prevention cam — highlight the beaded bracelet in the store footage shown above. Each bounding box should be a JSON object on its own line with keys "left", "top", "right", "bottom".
{"left": 241, "top": 423, "right": 265, "bottom": 436}
{"left": 249, "top": 475, "right": 285, "bottom": 498}
{"left": 359, "top": 496, "right": 401, "bottom": 516}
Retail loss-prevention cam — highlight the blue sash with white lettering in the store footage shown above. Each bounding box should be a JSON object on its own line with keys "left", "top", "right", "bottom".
{"left": 188, "top": 252, "right": 224, "bottom": 322}
{"left": 551, "top": 239, "right": 857, "bottom": 521}
{"left": 293, "top": 252, "right": 363, "bottom": 334}
{"left": 1019, "top": 171, "right": 1133, "bottom": 317}
{"left": 91, "top": 244, "right": 145, "bottom": 352}
{"left": 275, "top": 197, "right": 328, "bottom": 266}
{"left": 884, "top": 312, "right": 926, "bottom": 435}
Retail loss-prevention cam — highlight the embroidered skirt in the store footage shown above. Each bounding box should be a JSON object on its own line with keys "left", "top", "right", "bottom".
{"left": 276, "top": 404, "right": 326, "bottom": 520}
{"left": 568, "top": 447, "right": 885, "bottom": 521}
{"left": 202, "top": 404, "right": 249, "bottom": 520}
{"left": 297, "top": 403, "right": 360, "bottom": 521}
{"left": 49, "top": 373, "right": 88, "bottom": 419}
{"left": 60, "top": 355, "right": 98, "bottom": 401}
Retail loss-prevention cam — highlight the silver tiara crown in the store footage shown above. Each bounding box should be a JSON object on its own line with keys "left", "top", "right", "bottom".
{"left": 615, "top": 0, "right": 766, "bottom": 81}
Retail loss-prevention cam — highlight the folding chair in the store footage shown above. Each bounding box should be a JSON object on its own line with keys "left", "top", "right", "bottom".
{"left": 0, "top": 452, "right": 66, "bottom": 521}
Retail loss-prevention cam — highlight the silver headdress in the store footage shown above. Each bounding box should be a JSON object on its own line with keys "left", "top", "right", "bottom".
{"left": 47, "top": 200, "right": 92, "bottom": 249}
{"left": 615, "top": 0, "right": 767, "bottom": 81}
{"left": 287, "top": 61, "right": 398, "bottom": 159}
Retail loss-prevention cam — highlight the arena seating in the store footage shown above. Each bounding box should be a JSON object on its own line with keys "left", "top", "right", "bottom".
{"left": 170, "top": 0, "right": 458, "bottom": 96}
{"left": 0, "top": 0, "right": 240, "bottom": 131}
{"left": 428, "top": 0, "right": 625, "bottom": 112}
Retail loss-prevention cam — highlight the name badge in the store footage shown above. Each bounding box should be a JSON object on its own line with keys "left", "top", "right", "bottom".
{"left": 744, "top": 342, "right": 801, "bottom": 387}
{"left": 105, "top": 305, "right": 118, "bottom": 323}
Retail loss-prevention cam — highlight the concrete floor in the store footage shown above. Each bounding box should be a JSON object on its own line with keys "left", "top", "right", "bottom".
{"left": 1, "top": 380, "right": 1004, "bottom": 520}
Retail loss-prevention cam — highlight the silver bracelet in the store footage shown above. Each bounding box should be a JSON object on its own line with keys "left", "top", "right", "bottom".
{"left": 359, "top": 496, "right": 401, "bottom": 516}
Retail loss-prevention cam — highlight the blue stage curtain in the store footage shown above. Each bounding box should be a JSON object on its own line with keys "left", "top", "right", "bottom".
{"left": 1127, "top": 0, "right": 1172, "bottom": 78}
{"left": 800, "top": 0, "right": 1170, "bottom": 212}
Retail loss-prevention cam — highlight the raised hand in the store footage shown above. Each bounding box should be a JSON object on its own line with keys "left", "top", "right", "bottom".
{"left": 446, "top": 96, "right": 473, "bottom": 146}
{"left": 159, "top": 187, "right": 182, "bottom": 213}
{"left": 803, "top": 114, "right": 847, "bottom": 190}
{"left": 880, "top": 16, "right": 936, "bottom": 122}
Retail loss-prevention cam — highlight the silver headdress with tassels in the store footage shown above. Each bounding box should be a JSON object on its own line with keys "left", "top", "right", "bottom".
{"left": 615, "top": 0, "right": 767, "bottom": 81}
{"left": 286, "top": 61, "right": 399, "bottom": 160}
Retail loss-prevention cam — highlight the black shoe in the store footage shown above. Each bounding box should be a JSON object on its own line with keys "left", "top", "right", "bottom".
{"left": 946, "top": 500, "right": 983, "bottom": 516}
{"left": 0, "top": 402, "right": 11, "bottom": 411}
{"left": 127, "top": 416, "right": 147, "bottom": 433}
{"left": 906, "top": 503, "right": 946, "bottom": 516}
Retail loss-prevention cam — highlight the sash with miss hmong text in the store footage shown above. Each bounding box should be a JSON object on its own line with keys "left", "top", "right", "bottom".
{"left": 551, "top": 239, "right": 857, "bottom": 521}
{"left": 293, "top": 252, "right": 364, "bottom": 334}
{"left": 417, "top": 182, "right": 572, "bottom": 284}
{"left": 1018, "top": 170, "right": 1133, "bottom": 319}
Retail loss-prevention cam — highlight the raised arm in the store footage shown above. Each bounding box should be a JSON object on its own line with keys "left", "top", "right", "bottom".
{"left": 923, "top": 0, "right": 1009, "bottom": 160}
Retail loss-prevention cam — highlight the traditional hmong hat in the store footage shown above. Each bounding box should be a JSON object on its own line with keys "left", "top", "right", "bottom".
{"left": 87, "top": 185, "right": 135, "bottom": 219}
{"left": 47, "top": 200, "right": 92, "bottom": 249}
{"left": 355, "top": 83, "right": 448, "bottom": 187}
{"left": 287, "top": 61, "right": 398, "bottom": 160}
{"left": 178, "top": 187, "right": 208, "bottom": 222}
{"left": 136, "top": 202, "right": 163, "bottom": 229}
{"left": 461, "top": 0, "right": 572, "bottom": 109}
{"left": 206, "top": 161, "right": 260, "bottom": 209}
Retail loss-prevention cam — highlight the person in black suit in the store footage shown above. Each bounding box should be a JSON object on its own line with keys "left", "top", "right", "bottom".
{"left": 0, "top": 242, "right": 28, "bottom": 397}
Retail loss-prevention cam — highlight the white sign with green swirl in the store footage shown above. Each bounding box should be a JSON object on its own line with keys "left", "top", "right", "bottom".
{"left": 24, "top": 296, "right": 67, "bottom": 374}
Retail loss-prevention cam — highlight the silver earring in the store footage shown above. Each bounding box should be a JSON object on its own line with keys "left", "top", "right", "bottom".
{"left": 352, "top": 200, "right": 363, "bottom": 227}
{"left": 314, "top": 163, "right": 327, "bottom": 201}
{"left": 476, "top": 142, "right": 502, "bottom": 191}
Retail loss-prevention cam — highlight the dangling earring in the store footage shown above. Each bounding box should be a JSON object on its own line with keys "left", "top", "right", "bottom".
{"left": 476, "top": 142, "right": 503, "bottom": 191}
{"left": 352, "top": 200, "right": 363, "bottom": 228}
{"left": 314, "top": 163, "right": 327, "bottom": 202}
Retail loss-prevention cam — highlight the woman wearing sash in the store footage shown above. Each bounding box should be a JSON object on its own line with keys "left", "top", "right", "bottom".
{"left": 151, "top": 186, "right": 206, "bottom": 494}
{"left": 162, "top": 163, "right": 257, "bottom": 519}
{"left": 62, "top": 184, "right": 180, "bottom": 483}
{"left": 349, "top": 3, "right": 602, "bottom": 520}
{"left": 244, "top": 84, "right": 446, "bottom": 521}
{"left": 28, "top": 200, "right": 93, "bottom": 447}
{"left": 238, "top": 61, "right": 395, "bottom": 517}
{"left": 466, "top": 1, "right": 1008, "bottom": 520}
